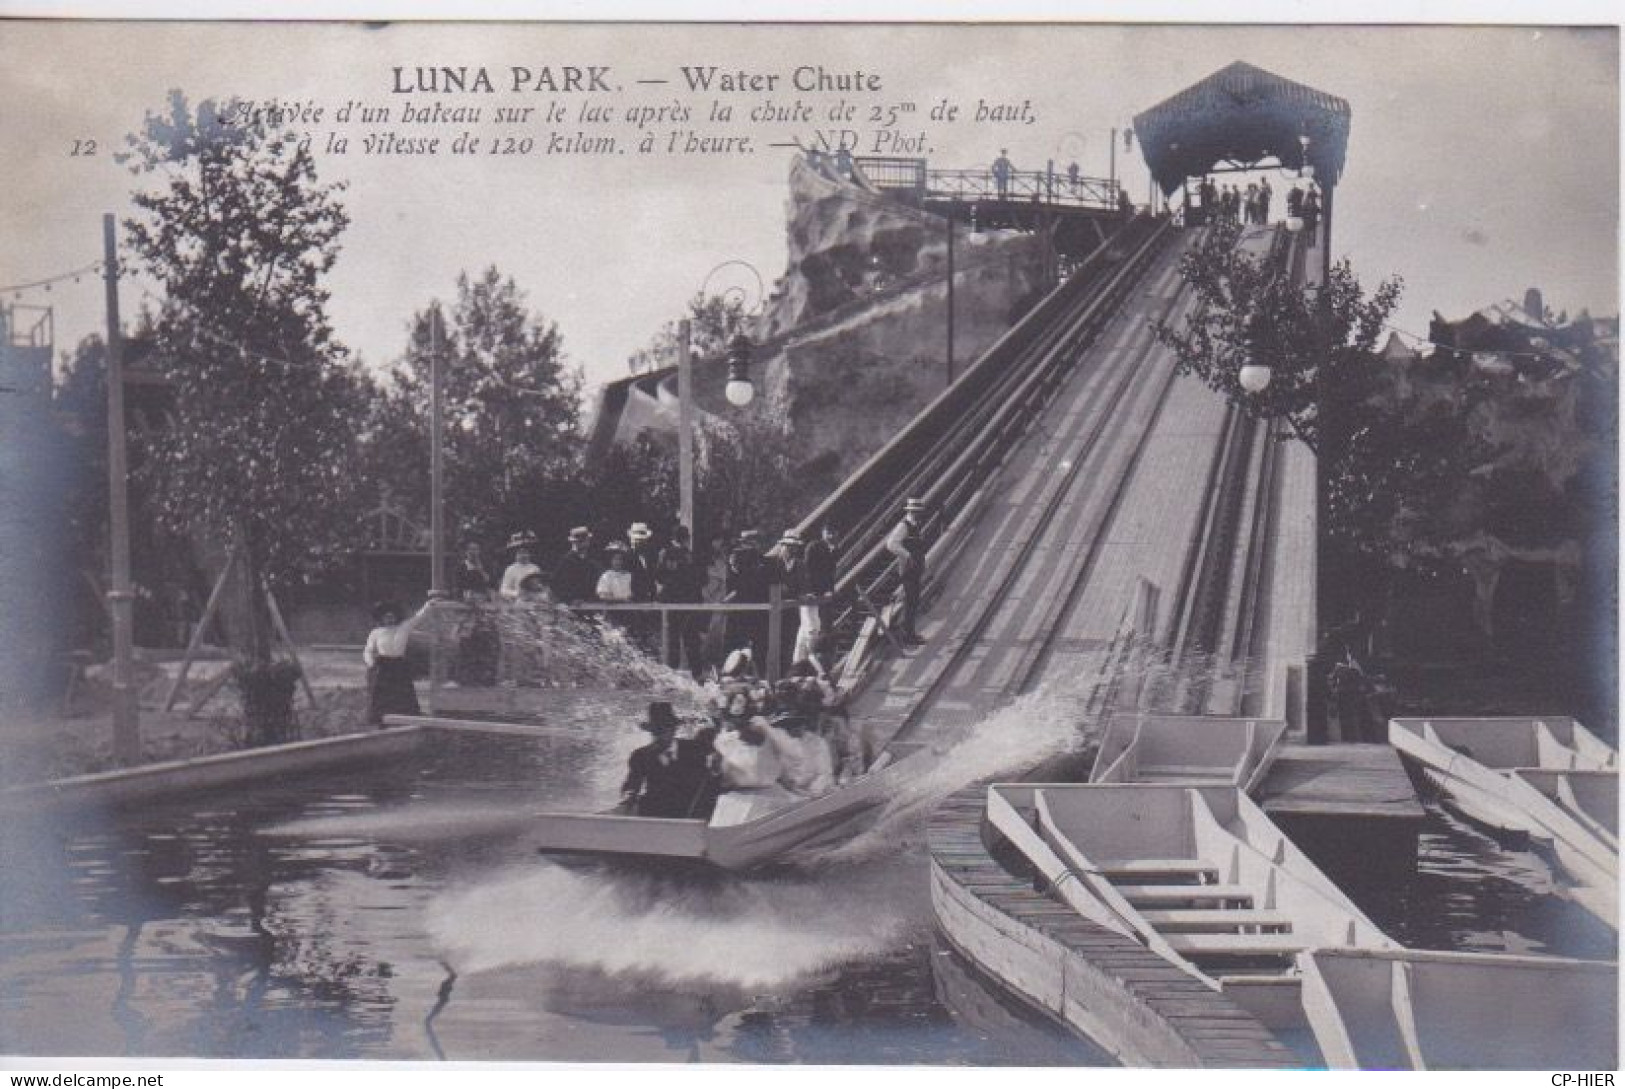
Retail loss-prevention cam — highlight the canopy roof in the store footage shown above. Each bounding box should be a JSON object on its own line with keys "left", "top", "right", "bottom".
{"left": 1133, "top": 61, "right": 1351, "bottom": 195}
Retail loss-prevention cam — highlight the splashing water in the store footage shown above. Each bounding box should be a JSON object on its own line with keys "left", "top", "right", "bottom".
{"left": 425, "top": 860, "right": 915, "bottom": 989}
{"left": 483, "top": 600, "right": 709, "bottom": 698}
{"left": 808, "top": 689, "right": 1087, "bottom": 868}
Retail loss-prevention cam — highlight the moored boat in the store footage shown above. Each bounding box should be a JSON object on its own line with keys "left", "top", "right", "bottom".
{"left": 1299, "top": 946, "right": 1618, "bottom": 1070}
{"left": 987, "top": 782, "right": 1395, "bottom": 1034}
{"left": 1388, "top": 717, "right": 1618, "bottom": 927}
{"left": 1089, "top": 714, "right": 1286, "bottom": 792}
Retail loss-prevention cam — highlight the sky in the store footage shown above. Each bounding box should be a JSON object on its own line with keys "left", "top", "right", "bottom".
{"left": 0, "top": 21, "right": 1617, "bottom": 398}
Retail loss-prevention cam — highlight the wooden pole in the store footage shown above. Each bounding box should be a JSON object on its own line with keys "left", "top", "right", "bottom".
{"left": 677, "top": 318, "right": 695, "bottom": 538}
{"left": 102, "top": 213, "right": 140, "bottom": 764}
{"left": 163, "top": 548, "right": 236, "bottom": 711}
{"left": 263, "top": 582, "right": 317, "bottom": 709}
{"left": 766, "top": 584, "right": 783, "bottom": 684}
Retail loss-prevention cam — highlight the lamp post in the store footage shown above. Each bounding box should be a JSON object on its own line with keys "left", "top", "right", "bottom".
{"left": 678, "top": 261, "right": 762, "bottom": 538}
{"left": 102, "top": 212, "right": 140, "bottom": 764}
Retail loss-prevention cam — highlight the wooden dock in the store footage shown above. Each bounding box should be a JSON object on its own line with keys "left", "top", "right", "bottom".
{"left": 1255, "top": 742, "right": 1426, "bottom": 883}
{"left": 927, "top": 788, "right": 1301, "bottom": 1069}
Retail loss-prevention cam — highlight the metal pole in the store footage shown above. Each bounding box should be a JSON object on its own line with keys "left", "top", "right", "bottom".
{"left": 428, "top": 308, "right": 445, "bottom": 709}
{"left": 945, "top": 207, "right": 956, "bottom": 386}
{"left": 102, "top": 213, "right": 140, "bottom": 765}
{"left": 677, "top": 318, "right": 696, "bottom": 537}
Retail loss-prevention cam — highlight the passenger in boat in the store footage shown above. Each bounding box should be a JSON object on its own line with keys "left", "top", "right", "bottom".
{"left": 620, "top": 701, "right": 720, "bottom": 819}
{"left": 451, "top": 540, "right": 499, "bottom": 687}
{"left": 764, "top": 712, "right": 836, "bottom": 796}
{"left": 715, "top": 715, "right": 786, "bottom": 791}
{"left": 364, "top": 597, "right": 443, "bottom": 727}
{"left": 455, "top": 540, "right": 491, "bottom": 600}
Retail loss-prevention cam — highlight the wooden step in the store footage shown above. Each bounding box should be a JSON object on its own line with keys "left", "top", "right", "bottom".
{"left": 1139, "top": 909, "right": 1292, "bottom": 932}
{"left": 1164, "top": 932, "right": 1307, "bottom": 958}
{"left": 1140, "top": 766, "right": 1229, "bottom": 781}
{"left": 1095, "top": 858, "right": 1218, "bottom": 881}
{"left": 1117, "top": 884, "right": 1254, "bottom": 907}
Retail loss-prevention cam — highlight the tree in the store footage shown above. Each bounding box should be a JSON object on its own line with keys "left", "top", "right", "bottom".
{"left": 626, "top": 292, "right": 748, "bottom": 375}
{"left": 370, "top": 267, "right": 585, "bottom": 548}
{"left": 1153, "top": 219, "right": 1429, "bottom": 573}
{"left": 120, "top": 90, "right": 366, "bottom": 739}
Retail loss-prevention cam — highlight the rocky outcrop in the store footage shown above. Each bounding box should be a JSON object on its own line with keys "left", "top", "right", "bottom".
{"left": 594, "top": 153, "right": 1049, "bottom": 492}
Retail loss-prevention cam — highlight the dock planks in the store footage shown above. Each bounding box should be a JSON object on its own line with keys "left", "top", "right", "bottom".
{"left": 1256, "top": 742, "right": 1425, "bottom": 823}
{"left": 927, "top": 787, "right": 1301, "bottom": 1069}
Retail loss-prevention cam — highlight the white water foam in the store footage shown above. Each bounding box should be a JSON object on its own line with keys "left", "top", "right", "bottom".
{"left": 425, "top": 860, "right": 915, "bottom": 989}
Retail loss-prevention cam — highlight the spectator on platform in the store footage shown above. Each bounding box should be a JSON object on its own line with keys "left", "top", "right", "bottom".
{"left": 657, "top": 524, "right": 705, "bottom": 678}
{"left": 701, "top": 531, "right": 732, "bottom": 673}
{"left": 807, "top": 522, "right": 840, "bottom": 628}
{"left": 774, "top": 529, "right": 820, "bottom": 667}
{"left": 1067, "top": 161, "right": 1080, "bottom": 192}
{"left": 1302, "top": 187, "right": 1321, "bottom": 245}
{"left": 834, "top": 146, "right": 854, "bottom": 180}
{"left": 550, "top": 526, "right": 601, "bottom": 604}
{"left": 451, "top": 540, "right": 499, "bottom": 686}
{"left": 455, "top": 540, "right": 491, "bottom": 601}
{"left": 1118, "top": 188, "right": 1134, "bottom": 218}
{"left": 1244, "top": 182, "right": 1259, "bottom": 225}
{"left": 991, "top": 149, "right": 1013, "bottom": 199}
{"left": 499, "top": 532, "right": 541, "bottom": 600}
{"left": 726, "top": 530, "right": 770, "bottom": 666}
{"left": 885, "top": 498, "right": 928, "bottom": 644}
{"left": 596, "top": 541, "right": 635, "bottom": 603}
{"left": 1286, "top": 184, "right": 1304, "bottom": 221}
{"left": 1259, "top": 179, "right": 1273, "bottom": 224}
{"left": 363, "top": 598, "right": 441, "bottom": 727}
{"left": 627, "top": 522, "right": 659, "bottom": 602}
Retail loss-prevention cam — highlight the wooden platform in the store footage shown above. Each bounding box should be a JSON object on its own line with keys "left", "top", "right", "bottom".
{"left": 1256, "top": 742, "right": 1426, "bottom": 824}
{"left": 927, "top": 788, "right": 1301, "bottom": 1069}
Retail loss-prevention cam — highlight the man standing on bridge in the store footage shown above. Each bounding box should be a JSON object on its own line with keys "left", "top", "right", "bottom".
{"left": 885, "top": 498, "right": 928, "bottom": 645}
{"left": 991, "top": 149, "right": 1013, "bottom": 200}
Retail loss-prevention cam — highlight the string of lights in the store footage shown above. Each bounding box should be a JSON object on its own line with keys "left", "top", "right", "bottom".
{"left": 1, "top": 260, "right": 108, "bottom": 298}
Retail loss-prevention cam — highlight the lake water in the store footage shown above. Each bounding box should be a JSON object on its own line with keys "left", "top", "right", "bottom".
{"left": 0, "top": 724, "right": 1611, "bottom": 1063}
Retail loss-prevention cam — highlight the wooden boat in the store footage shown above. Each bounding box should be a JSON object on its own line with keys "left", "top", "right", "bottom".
{"left": 531, "top": 749, "right": 930, "bottom": 871}
{"left": 1090, "top": 714, "right": 1287, "bottom": 793}
{"left": 1388, "top": 717, "right": 1618, "bottom": 926}
{"left": 986, "top": 782, "right": 1396, "bottom": 1032}
{"left": 1299, "top": 947, "right": 1618, "bottom": 1070}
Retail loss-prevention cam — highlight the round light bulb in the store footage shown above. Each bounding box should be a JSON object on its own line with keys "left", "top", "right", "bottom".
{"left": 1239, "top": 363, "right": 1273, "bottom": 393}
{"left": 725, "top": 378, "right": 755, "bottom": 407}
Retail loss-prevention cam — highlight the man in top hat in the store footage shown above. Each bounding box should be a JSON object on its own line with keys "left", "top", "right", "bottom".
{"left": 620, "top": 701, "right": 719, "bottom": 818}
{"left": 499, "top": 531, "right": 542, "bottom": 600}
{"left": 885, "top": 498, "right": 928, "bottom": 644}
{"left": 551, "top": 526, "right": 600, "bottom": 605}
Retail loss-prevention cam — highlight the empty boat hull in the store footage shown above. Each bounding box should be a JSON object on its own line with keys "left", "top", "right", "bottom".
{"left": 1300, "top": 947, "right": 1618, "bottom": 1071}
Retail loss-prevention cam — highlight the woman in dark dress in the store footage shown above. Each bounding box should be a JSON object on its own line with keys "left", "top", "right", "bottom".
{"left": 363, "top": 598, "right": 439, "bottom": 727}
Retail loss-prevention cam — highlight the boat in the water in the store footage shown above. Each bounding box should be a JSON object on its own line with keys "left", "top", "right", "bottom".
{"left": 986, "top": 782, "right": 1396, "bottom": 1033}
{"left": 1089, "top": 714, "right": 1286, "bottom": 792}
{"left": 1299, "top": 946, "right": 1618, "bottom": 1070}
{"left": 1388, "top": 716, "right": 1618, "bottom": 926}
{"left": 531, "top": 749, "right": 930, "bottom": 870}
